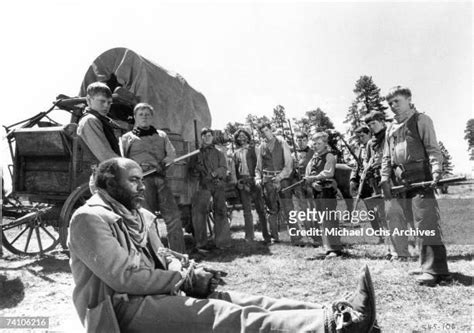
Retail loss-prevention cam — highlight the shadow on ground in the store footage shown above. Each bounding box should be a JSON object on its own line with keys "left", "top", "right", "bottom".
{"left": 0, "top": 274, "right": 25, "bottom": 309}
{"left": 1, "top": 253, "right": 70, "bottom": 283}
{"left": 450, "top": 272, "right": 473, "bottom": 286}
{"left": 190, "top": 239, "right": 272, "bottom": 263}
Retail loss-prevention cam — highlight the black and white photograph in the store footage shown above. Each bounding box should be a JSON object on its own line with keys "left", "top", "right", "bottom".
{"left": 1, "top": 1, "right": 472, "bottom": 332}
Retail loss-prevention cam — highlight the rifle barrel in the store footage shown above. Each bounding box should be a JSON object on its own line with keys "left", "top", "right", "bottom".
{"left": 143, "top": 149, "right": 200, "bottom": 177}
{"left": 280, "top": 179, "right": 305, "bottom": 193}
{"left": 366, "top": 176, "right": 468, "bottom": 200}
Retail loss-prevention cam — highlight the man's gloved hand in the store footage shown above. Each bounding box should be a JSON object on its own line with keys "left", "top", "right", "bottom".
{"left": 182, "top": 266, "right": 227, "bottom": 299}
{"left": 349, "top": 180, "right": 359, "bottom": 197}
{"left": 202, "top": 266, "right": 227, "bottom": 292}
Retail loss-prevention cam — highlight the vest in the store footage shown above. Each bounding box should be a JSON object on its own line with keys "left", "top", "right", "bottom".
{"left": 261, "top": 138, "right": 284, "bottom": 171}
{"left": 235, "top": 146, "right": 257, "bottom": 178}
{"left": 390, "top": 112, "right": 431, "bottom": 182}
{"left": 404, "top": 112, "right": 428, "bottom": 163}
{"left": 310, "top": 151, "right": 330, "bottom": 176}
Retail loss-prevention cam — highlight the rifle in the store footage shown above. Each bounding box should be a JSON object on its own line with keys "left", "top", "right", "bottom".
{"left": 143, "top": 149, "right": 200, "bottom": 177}
{"left": 280, "top": 179, "right": 305, "bottom": 193}
{"left": 286, "top": 119, "right": 300, "bottom": 180}
{"left": 353, "top": 156, "right": 374, "bottom": 209}
{"left": 366, "top": 176, "right": 467, "bottom": 200}
{"left": 331, "top": 130, "right": 361, "bottom": 169}
{"left": 194, "top": 120, "right": 199, "bottom": 150}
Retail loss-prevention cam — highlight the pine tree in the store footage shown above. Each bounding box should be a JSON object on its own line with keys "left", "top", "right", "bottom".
{"left": 270, "top": 105, "right": 299, "bottom": 156}
{"left": 353, "top": 76, "right": 387, "bottom": 115}
{"left": 464, "top": 119, "right": 474, "bottom": 160}
{"left": 438, "top": 141, "right": 454, "bottom": 193}
{"left": 344, "top": 75, "right": 388, "bottom": 138}
{"left": 244, "top": 114, "right": 271, "bottom": 144}
{"left": 439, "top": 141, "right": 454, "bottom": 176}
{"left": 293, "top": 108, "right": 335, "bottom": 136}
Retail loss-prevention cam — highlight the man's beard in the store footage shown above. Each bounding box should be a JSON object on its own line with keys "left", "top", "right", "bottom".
{"left": 108, "top": 185, "right": 145, "bottom": 210}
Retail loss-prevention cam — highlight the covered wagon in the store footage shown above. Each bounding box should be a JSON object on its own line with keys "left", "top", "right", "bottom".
{"left": 2, "top": 48, "right": 211, "bottom": 255}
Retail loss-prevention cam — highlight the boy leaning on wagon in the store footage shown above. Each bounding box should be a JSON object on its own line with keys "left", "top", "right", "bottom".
{"left": 68, "top": 157, "right": 378, "bottom": 333}
{"left": 120, "top": 102, "right": 186, "bottom": 253}
{"left": 77, "top": 82, "right": 121, "bottom": 162}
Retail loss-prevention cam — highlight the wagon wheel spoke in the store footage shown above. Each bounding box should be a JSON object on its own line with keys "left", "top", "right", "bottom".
{"left": 9, "top": 224, "right": 30, "bottom": 246}
{"left": 2, "top": 204, "right": 60, "bottom": 256}
{"left": 35, "top": 225, "right": 44, "bottom": 253}
{"left": 23, "top": 226, "right": 34, "bottom": 253}
{"left": 40, "top": 225, "right": 58, "bottom": 242}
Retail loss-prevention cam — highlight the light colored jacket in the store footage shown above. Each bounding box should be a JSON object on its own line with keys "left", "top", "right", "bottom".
{"left": 68, "top": 194, "right": 182, "bottom": 331}
{"left": 121, "top": 129, "right": 176, "bottom": 167}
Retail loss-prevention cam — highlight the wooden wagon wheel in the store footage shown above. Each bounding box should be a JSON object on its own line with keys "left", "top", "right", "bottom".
{"left": 59, "top": 183, "right": 92, "bottom": 250}
{"left": 2, "top": 200, "right": 60, "bottom": 256}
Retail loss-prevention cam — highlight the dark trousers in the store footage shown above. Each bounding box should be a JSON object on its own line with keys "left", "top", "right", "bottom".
{"left": 143, "top": 176, "right": 185, "bottom": 253}
{"left": 293, "top": 184, "right": 321, "bottom": 244}
{"left": 192, "top": 182, "right": 231, "bottom": 249}
{"left": 314, "top": 187, "right": 342, "bottom": 252}
{"left": 237, "top": 178, "right": 268, "bottom": 241}
{"left": 409, "top": 188, "right": 449, "bottom": 275}
{"left": 262, "top": 178, "right": 298, "bottom": 242}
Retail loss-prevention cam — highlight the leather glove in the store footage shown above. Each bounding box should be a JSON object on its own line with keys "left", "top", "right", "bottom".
{"left": 202, "top": 266, "right": 227, "bottom": 292}
{"left": 181, "top": 266, "right": 213, "bottom": 298}
{"left": 182, "top": 266, "right": 227, "bottom": 299}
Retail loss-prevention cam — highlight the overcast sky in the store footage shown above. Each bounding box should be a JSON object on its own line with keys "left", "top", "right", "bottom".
{"left": 0, "top": 0, "right": 472, "bottom": 174}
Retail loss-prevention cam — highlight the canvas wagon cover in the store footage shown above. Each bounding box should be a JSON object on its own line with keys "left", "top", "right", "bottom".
{"left": 79, "top": 47, "right": 211, "bottom": 142}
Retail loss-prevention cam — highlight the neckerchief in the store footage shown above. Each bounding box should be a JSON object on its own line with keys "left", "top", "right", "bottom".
{"left": 97, "top": 188, "right": 150, "bottom": 249}
{"left": 85, "top": 109, "right": 121, "bottom": 155}
{"left": 132, "top": 126, "right": 158, "bottom": 137}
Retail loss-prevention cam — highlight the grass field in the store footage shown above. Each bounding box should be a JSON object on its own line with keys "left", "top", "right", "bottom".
{"left": 0, "top": 183, "right": 472, "bottom": 332}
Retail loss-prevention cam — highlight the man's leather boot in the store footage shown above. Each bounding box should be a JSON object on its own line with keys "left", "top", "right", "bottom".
{"left": 325, "top": 265, "right": 378, "bottom": 332}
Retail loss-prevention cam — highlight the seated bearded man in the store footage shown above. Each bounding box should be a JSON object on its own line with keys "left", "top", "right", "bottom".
{"left": 68, "top": 157, "right": 378, "bottom": 333}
